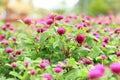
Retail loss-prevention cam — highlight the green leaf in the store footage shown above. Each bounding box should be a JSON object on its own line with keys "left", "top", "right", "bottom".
{"left": 64, "top": 69, "right": 80, "bottom": 80}
{"left": 68, "top": 58, "right": 76, "bottom": 66}
{"left": 88, "top": 46, "right": 103, "bottom": 58}
{"left": 22, "top": 72, "right": 30, "bottom": 80}
{"left": 53, "top": 39, "right": 60, "bottom": 48}
{"left": 9, "top": 71, "right": 22, "bottom": 79}
{"left": 39, "top": 31, "right": 49, "bottom": 47}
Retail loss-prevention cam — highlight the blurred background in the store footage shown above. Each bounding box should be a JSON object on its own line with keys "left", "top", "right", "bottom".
{"left": 0, "top": 0, "right": 120, "bottom": 21}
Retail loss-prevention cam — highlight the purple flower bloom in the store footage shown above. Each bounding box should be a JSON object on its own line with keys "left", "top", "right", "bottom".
{"left": 42, "top": 73, "right": 52, "bottom": 80}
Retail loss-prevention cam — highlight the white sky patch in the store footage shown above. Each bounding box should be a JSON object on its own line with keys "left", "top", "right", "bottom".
{"left": 33, "top": 0, "right": 78, "bottom": 9}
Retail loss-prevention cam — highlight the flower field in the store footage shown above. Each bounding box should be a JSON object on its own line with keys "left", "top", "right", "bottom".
{"left": 0, "top": 14, "right": 120, "bottom": 80}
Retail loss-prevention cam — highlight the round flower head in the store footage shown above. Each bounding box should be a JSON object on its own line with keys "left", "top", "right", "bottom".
{"left": 85, "top": 58, "right": 91, "bottom": 64}
{"left": 42, "top": 73, "right": 52, "bottom": 80}
{"left": 30, "top": 69, "right": 36, "bottom": 75}
{"left": 116, "top": 51, "right": 120, "bottom": 56}
{"left": 110, "top": 62, "right": 120, "bottom": 74}
{"left": 46, "top": 19, "right": 54, "bottom": 25}
{"left": 75, "top": 33, "right": 85, "bottom": 45}
{"left": 54, "top": 67, "right": 62, "bottom": 73}
{"left": 16, "top": 50, "right": 22, "bottom": 55}
{"left": 6, "top": 47, "right": 13, "bottom": 53}
{"left": 11, "top": 62, "right": 17, "bottom": 68}
{"left": 23, "top": 17, "right": 32, "bottom": 25}
{"left": 56, "top": 15, "right": 63, "bottom": 20}
{"left": 57, "top": 27, "right": 66, "bottom": 35}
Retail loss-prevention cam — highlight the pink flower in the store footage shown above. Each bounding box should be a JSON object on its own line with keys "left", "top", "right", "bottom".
{"left": 85, "top": 58, "right": 91, "bottom": 64}
{"left": 88, "top": 64, "right": 105, "bottom": 79}
{"left": 93, "top": 31, "right": 98, "bottom": 36}
{"left": 6, "top": 22, "right": 11, "bottom": 27}
{"left": 36, "top": 28, "right": 46, "bottom": 33}
{"left": 88, "top": 69, "right": 102, "bottom": 79}
{"left": 85, "top": 44, "right": 89, "bottom": 48}
{"left": 75, "top": 33, "right": 85, "bottom": 44}
{"left": 54, "top": 67, "right": 62, "bottom": 73}
{"left": 24, "top": 61, "right": 30, "bottom": 67}
{"left": 38, "top": 63, "right": 46, "bottom": 68}
{"left": 56, "top": 64, "right": 61, "bottom": 68}
{"left": 101, "top": 54, "right": 106, "bottom": 59}
{"left": 103, "top": 37, "right": 109, "bottom": 43}
{"left": 1, "top": 26, "right": 6, "bottom": 31}
{"left": 16, "top": 50, "right": 22, "bottom": 55}
{"left": 114, "top": 28, "right": 120, "bottom": 33}
{"left": 56, "top": 15, "right": 63, "bottom": 20}
{"left": 0, "top": 34, "right": 6, "bottom": 40}
{"left": 30, "top": 70, "right": 36, "bottom": 75}
{"left": 10, "top": 54, "right": 16, "bottom": 59}
{"left": 34, "top": 36, "right": 40, "bottom": 41}
{"left": 10, "top": 54, "right": 14, "bottom": 59}
{"left": 42, "top": 73, "right": 52, "bottom": 80}
{"left": 102, "top": 42, "right": 106, "bottom": 47}
{"left": 11, "top": 36, "right": 16, "bottom": 41}
{"left": 94, "top": 64, "right": 106, "bottom": 73}
{"left": 46, "top": 19, "right": 54, "bottom": 25}
{"left": 110, "top": 62, "right": 120, "bottom": 74}
{"left": 9, "top": 26, "right": 14, "bottom": 31}
{"left": 23, "top": 17, "right": 31, "bottom": 25}
{"left": 11, "top": 62, "right": 16, "bottom": 68}
{"left": 116, "top": 51, "right": 120, "bottom": 56}
{"left": 98, "top": 21, "right": 102, "bottom": 24}
{"left": 41, "top": 59, "right": 49, "bottom": 64}
{"left": 6, "top": 47, "right": 13, "bottom": 53}
{"left": 77, "top": 24, "right": 83, "bottom": 29}
{"left": 78, "top": 60, "right": 84, "bottom": 64}
{"left": 57, "top": 27, "right": 66, "bottom": 35}
{"left": 82, "top": 19, "right": 86, "bottom": 22}
{"left": 65, "top": 18, "right": 70, "bottom": 23}
{"left": 48, "top": 13, "right": 54, "bottom": 19}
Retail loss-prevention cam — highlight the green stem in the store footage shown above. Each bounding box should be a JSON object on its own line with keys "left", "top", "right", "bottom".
{"left": 56, "top": 73, "right": 59, "bottom": 80}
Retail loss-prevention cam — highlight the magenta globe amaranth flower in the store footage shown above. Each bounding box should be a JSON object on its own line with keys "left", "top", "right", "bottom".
{"left": 85, "top": 44, "right": 89, "bottom": 48}
{"left": 56, "top": 15, "right": 63, "bottom": 20}
{"left": 75, "top": 33, "right": 85, "bottom": 45}
{"left": 30, "top": 69, "right": 36, "bottom": 75}
{"left": 1, "top": 26, "right": 6, "bottom": 31}
{"left": 11, "top": 62, "right": 17, "bottom": 68}
{"left": 23, "top": 17, "right": 31, "bottom": 25}
{"left": 39, "top": 63, "right": 46, "bottom": 68}
{"left": 41, "top": 59, "right": 49, "bottom": 64}
{"left": 116, "top": 51, "right": 120, "bottom": 56}
{"left": 6, "top": 22, "right": 11, "bottom": 27}
{"left": 6, "top": 47, "right": 13, "bottom": 53}
{"left": 48, "top": 13, "right": 54, "bottom": 19}
{"left": 11, "top": 36, "right": 16, "bottom": 41}
{"left": 0, "top": 34, "right": 6, "bottom": 40}
{"left": 85, "top": 58, "right": 91, "bottom": 64}
{"left": 24, "top": 61, "right": 30, "bottom": 67}
{"left": 57, "top": 27, "right": 66, "bottom": 35}
{"left": 102, "top": 42, "right": 106, "bottom": 47}
{"left": 16, "top": 50, "right": 22, "bottom": 55}
{"left": 54, "top": 67, "right": 62, "bottom": 73}
{"left": 114, "top": 28, "right": 120, "bottom": 33}
{"left": 101, "top": 54, "right": 106, "bottom": 59}
{"left": 46, "top": 19, "right": 54, "bottom": 25}
{"left": 95, "top": 64, "right": 106, "bottom": 73}
{"left": 36, "top": 28, "right": 46, "bottom": 33}
{"left": 88, "top": 69, "right": 102, "bottom": 79}
{"left": 77, "top": 24, "right": 83, "bottom": 29}
{"left": 110, "top": 62, "right": 120, "bottom": 74}
{"left": 88, "top": 64, "right": 105, "bottom": 79}
{"left": 42, "top": 73, "right": 52, "bottom": 80}
{"left": 103, "top": 37, "right": 109, "bottom": 43}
